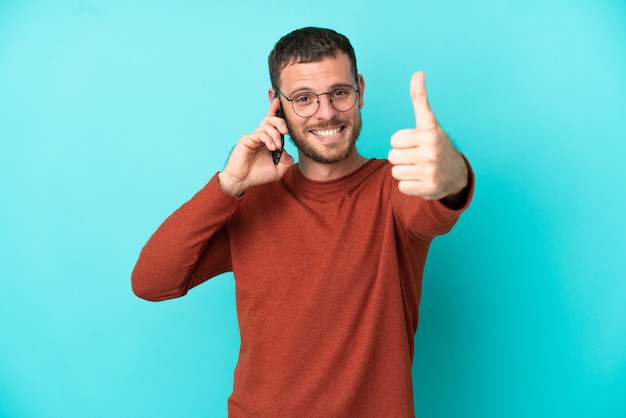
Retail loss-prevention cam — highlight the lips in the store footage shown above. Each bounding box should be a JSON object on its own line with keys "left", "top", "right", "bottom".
{"left": 311, "top": 127, "right": 343, "bottom": 138}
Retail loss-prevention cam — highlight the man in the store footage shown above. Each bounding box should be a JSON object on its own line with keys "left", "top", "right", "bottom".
{"left": 132, "top": 27, "right": 473, "bottom": 417}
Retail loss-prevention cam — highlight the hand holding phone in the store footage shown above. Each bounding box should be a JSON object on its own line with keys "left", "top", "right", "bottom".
{"left": 272, "top": 92, "right": 284, "bottom": 165}
{"left": 218, "top": 93, "right": 293, "bottom": 196}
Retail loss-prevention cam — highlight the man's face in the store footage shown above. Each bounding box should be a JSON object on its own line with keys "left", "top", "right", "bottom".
{"left": 276, "top": 53, "right": 365, "bottom": 165}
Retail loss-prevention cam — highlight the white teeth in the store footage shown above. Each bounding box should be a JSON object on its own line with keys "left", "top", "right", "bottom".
{"left": 312, "top": 127, "right": 341, "bottom": 137}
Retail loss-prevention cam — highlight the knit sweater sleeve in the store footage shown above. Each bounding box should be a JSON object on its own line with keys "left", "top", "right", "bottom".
{"left": 391, "top": 158, "right": 474, "bottom": 241}
{"left": 131, "top": 174, "right": 239, "bottom": 301}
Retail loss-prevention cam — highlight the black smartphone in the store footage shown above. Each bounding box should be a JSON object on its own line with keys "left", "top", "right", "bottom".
{"left": 272, "top": 91, "right": 284, "bottom": 165}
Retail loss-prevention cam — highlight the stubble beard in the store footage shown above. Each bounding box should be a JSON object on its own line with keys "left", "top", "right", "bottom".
{"left": 286, "top": 111, "right": 363, "bottom": 165}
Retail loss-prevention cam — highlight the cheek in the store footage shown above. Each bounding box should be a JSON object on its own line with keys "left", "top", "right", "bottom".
{"left": 284, "top": 117, "right": 311, "bottom": 142}
{"left": 285, "top": 117, "right": 301, "bottom": 135}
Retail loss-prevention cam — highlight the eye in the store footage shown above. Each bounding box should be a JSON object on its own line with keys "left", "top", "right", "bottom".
{"left": 293, "top": 92, "right": 316, "bottom": 105}
{"left": 331, "top": 88, "right": 350, "bottom": 99}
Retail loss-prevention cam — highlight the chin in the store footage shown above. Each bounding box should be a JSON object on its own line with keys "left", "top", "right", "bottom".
{"left": 300, "top": 136, "right": 357, "bottom": 164}
{"left": 289, "top": 112, "right": 363, "bottom": 164}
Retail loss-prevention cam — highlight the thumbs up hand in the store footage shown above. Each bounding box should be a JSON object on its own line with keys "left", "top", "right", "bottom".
{"left": 388, "top": 72, "right": 468, "bottom": 201}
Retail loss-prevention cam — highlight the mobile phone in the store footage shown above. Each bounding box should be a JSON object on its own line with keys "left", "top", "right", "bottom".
{"left": 272, "top": 91, "right": 284, "bottom": 165}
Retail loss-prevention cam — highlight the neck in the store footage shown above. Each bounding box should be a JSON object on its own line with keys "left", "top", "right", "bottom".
{"left": 297, "top": 148, "right": 369, "bottom": 181}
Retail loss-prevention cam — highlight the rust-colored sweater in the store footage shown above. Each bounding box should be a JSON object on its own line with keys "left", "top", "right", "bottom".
{"left": 132, "top": 159, "right": 472, "bottom": 417}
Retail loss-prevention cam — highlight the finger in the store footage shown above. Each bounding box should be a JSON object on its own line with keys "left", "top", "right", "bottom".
{"left": 390, "top": 129, "right": 419, "bottom": 149}
{"left": 263, "top": 98, "right": 287, "bottom": 134}
{"left": 410, "top": 71, "right": 437, "bottom": 130}
{"left": 257, "top": 123, "right": 286, "bottom": 149}
{"left": 267, "top": 97, "right": 282, "bottom": 117}
{"left": 277, "top": 149, "right": 294, "bottom": 167}
{"left": 397, "top": 180, "right": 440, "bottom": 200}
{"left": 243, "top": 130, "right": 279, "bottom": 151}
{"left": 388, "top": 147, "right": 420, "bottom": 166}
{"left": 260, "top": 127, "right": 283, "bottom": 151}
{"left": 391, "top": 164, "right": 422, "bottom": 181}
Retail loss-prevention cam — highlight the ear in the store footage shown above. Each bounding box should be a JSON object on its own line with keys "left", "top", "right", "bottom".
{"left": 357, "top": 74, "right": 365, "bottom": 109}
{"left": 268, "top": 88, "right": 277, "bottom": 102}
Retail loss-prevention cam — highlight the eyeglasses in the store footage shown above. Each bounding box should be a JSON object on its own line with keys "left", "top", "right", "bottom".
{"left": 274, "top": 85, "right": 360, "bottom": 118}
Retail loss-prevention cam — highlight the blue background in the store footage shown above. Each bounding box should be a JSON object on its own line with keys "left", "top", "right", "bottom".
{"left": 1, "top": 1, "right": 625, "bottom": 417}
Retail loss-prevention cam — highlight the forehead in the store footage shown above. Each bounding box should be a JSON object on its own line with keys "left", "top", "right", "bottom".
{"left": 279, "top": 53, "right": 354, "bottom": 93}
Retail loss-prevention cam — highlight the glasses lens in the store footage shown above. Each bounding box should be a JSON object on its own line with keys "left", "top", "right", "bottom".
{"left": 330, "top": 87, "right": 358, "bottom": 112}
{"left": 290, "top": 87, "right": 358, "bottom": 117}
{"left": 292, "top": 92, "right": 318, "bottom": 117}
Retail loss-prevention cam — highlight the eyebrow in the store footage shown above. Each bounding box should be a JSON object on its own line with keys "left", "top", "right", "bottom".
{"left": 288, "top": 82, "right": 356, "bottom": 96}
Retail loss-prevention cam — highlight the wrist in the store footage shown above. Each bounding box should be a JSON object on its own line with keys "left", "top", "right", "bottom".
{"left": 440, "top": 153, "right": 470, "bottom": 209}
{"left": 217, "top": 171, "right": 246, "bottom": 197}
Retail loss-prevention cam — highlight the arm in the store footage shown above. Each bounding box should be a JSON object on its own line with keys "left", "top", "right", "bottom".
{"left": 388, "top": 72, "right": 472, "bottom": 206}
{"left": 218, "top": 96, "right": 294, "bottom": 197}
{"left": 387, "top": 71, "right": 473, "bottom": 237}
{"left": 439, "top": 154, "right": 472, "bottom": 210}
{"left": 391, "top": 159, "right": 474, "bottom": 240}
{"left": 132, "top": 96, "right": 295, "bottom": 301}
{"left": 131, "top": 175, "right": 238, "bottom": 301}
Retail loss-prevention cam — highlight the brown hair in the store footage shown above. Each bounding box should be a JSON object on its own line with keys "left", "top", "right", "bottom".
{"left": 268, "top": 27, "right": 358, "bottom": 89}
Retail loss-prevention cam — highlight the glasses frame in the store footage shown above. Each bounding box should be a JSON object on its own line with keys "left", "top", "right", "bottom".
{"left": 273, "top": 85, "right": 360, "bottom": 118}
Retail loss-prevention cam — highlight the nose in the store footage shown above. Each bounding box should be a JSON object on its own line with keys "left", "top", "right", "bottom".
{"left": 314, "top": 93, "right": 338, "bottom": 120}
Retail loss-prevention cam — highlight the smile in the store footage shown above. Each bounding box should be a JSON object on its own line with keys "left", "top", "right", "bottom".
{"left": 311, "top": 127, "right": 343, "bottom": 138}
